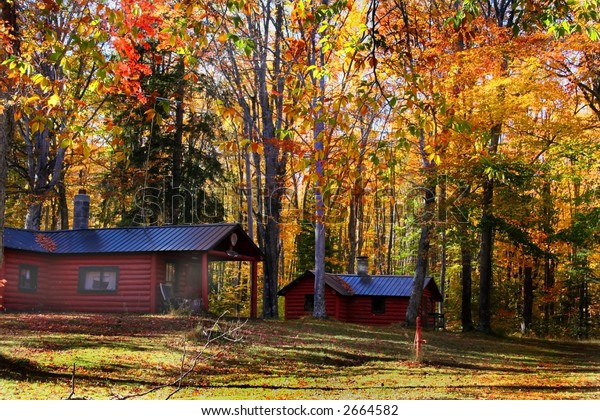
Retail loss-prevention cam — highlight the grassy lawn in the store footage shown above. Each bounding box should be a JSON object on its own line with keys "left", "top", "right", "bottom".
{"left": 0, "top": 313, "right": 599, "bottom": 400}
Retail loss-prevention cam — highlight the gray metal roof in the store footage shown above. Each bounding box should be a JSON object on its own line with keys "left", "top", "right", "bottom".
{"left": 3, "top": 224, "right": 262, "bottom": 258}
{"left": 279, "top": 271, "right": 441, "bottom": 299}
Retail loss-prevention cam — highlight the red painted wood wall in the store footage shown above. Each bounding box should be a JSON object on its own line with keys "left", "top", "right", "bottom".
{"left": 2, "top": 250, "right": 49, "bottom": 311}
{"left": 2, "top": 249, "right": 161, "bottom": 313}
{"left": 343, "top": 295, "right": 408, "bottom": 325}
{"left": 283, "top": 274, "right": 341, "bottom": 320}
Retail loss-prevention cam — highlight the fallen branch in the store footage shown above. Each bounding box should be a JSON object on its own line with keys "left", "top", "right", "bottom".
{"left": 64, "top": 363, "right": 89, "bottom": 400}
{"left": 113, "top": 313, "right": 247, "bottom": 400}
{"left": 67, "top": 363, "right": 76, "bottom": 399}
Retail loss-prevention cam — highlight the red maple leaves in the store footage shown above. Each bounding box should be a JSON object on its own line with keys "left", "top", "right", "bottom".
{"left": 35, "top": 234, "right": 57, "bottom": 252}
{"left": 107, "top": 0, "right": 165, "bottom": 103}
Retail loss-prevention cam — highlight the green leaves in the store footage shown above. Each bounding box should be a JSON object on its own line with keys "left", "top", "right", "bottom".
{"left": 225, "top": 33, "right": 256, "bottom": 57}
{"left": 554, "top": 208, "right": 600, "bottom": 247}
{"left": 445, "top": 0, "right": 480, "bottom": 30}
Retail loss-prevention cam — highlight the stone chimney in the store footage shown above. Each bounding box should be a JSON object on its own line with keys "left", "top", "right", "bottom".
{"left": 356, "top": 256, "right": 369, "bottom": 276}
{"left": 73, "top": 189, "right": 90, "bottom": 229}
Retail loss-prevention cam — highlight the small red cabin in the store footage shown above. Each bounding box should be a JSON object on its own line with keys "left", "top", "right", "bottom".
{"left": 0, "top": 223, "right": 262, "bottom": 316}
{"left": 278, "top": 270, "right": 442, "bottom": 327}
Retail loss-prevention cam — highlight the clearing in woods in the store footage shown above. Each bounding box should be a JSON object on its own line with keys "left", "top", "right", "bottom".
{"left": 0, "top": 313, "right": 599, "bottom": 400}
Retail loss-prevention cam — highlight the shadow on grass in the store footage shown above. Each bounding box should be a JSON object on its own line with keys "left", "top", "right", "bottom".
{"left": 8, "top": 336, "right": 171, "bottom": 354}
{"left": 201, "top": 382, "right": 600, "bottom": 394}
{"left": 422, "top": 358, "right": 600, "bottom": 374}
{"left": 0, "top": 354, "right": 44, "bottom": 380}
{"left": 0, "top": 352, "right": 173, "bottom": 388}
{"left": 0, "top": 312, "right": 199, "bottom": 337}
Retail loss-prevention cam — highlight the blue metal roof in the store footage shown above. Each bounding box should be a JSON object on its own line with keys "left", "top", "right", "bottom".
{"left": 3, "top": 224, "right": 262, "bottom": 257}
{"left": 279, "top": 271, "right": 440, "bottom": 299}
{"left": 338, "top": 274, "right": 419, "bottom": 296}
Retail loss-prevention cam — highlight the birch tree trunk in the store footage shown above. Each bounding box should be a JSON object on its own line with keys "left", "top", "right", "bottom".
{"left": 521, "top": 266, "right": 533, "bottom": 334}
{"left": 311, "top": 0, "right": 329, "bottom": 319}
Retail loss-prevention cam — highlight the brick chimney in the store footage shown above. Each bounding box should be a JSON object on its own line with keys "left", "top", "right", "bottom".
{"left": 73, "top": 189, "right": 90, "bottom": 229}
{"left": 356, "top": 256, "right": 369, "bottom": 276}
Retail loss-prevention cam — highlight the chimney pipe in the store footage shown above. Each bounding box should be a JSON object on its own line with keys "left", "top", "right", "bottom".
{"left": 73, "top": 189, "right": 90, "bottom": 229}
{"left": 356, "top": 256, "right": 369, "bottom": 276}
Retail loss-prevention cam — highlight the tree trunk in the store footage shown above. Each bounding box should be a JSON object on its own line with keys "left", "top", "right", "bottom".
{"left": 261, "top": 216, "right": 280, "bottom": 318}
{"left": 240, "top": 102, "right": 255, "bottom": 240}
{"left": 25, "top": 202, "right": 43, "bottom": 231}
{"left": 478, "top": 124, "right": 501, "bottom": 333}
{"left": 460, "top": 234, "right": 474, "bottom": 331}
{"left": 311, "top": 0, "right": 329, "bottom": 320}
{"left": 313, "top": 186, "right": 327, "bottom": 319}
{"left": 22, "top": 128, "right": 67, "bottom": 230}
{"left": 58, "top": 179, "right": 69, "bottom": 229}
{"left": 405, "top": 172, "right": 436, "bottom": 326}
{"left": 249, "top": 0, "right": 286, "bottom": 319}
{"left": 1, "top": 0, "right": 18, "bottom": 245}
{"left": 0, "top": 104, "right": 10, "bottom": 271}
{"left": 438, "top": 178, "right": 447, "bottom": 321}
{"left": 521, "top": 266, "right": 533, "bottom": 334}
{"left": 540, "top": 180, "right": 555, "bottom": 334}
{"left": 347, "top": 197, "right": 356, "bottom": 274}
{"left": 478, "top": 181, "right": 494, "bottom": 333}
{"left": 386, "top": 198, "right": 395, "bottom": 274}
{"left": 244, "top": 142, "right": 254, "bottom": 240}
{"left": 347, "top": 183, "right": 361, "bottom": 274}
{"left": 259, "top": 130, "right": 282, "bottom": 319}
{"left": 312, "top": 88, "right": 327, "bottom": 320}
{"left": 172, "top": 58, "right": 185, "bottom": 225}
{"left": 543, "top": 256, "right": 555, "bottom": 334}
{"left": 578, "top": 278, "right": 589, "bottom": 339}
{"left": 0, "top": 0, "right": 18, "bottom": 258}
{"left": 451, "top": 188, "right": 475, "bottom": 332}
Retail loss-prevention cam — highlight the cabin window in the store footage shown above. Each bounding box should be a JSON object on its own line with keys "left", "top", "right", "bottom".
{"left": 19, "top": 265, "right": 38, "bottom": 293}
{"left": 79, "top": 267, "right": 119, "bottom": 293}
{"left": 372, "top": 297, "right": 386, "bottom": 314}
{"left": 304, "top": 294, "right": 314, "bottom": 312}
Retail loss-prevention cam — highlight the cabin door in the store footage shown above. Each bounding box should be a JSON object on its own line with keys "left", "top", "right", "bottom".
{"left": 188, "top": 263, "right": 203, "bottom": 299}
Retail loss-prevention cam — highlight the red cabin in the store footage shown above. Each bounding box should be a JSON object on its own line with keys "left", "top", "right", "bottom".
{"left": 278, "top": 268, "right": 442, "bottom": 327}
{"left": 0, "top": 223, "right": 262, "bottom": 316}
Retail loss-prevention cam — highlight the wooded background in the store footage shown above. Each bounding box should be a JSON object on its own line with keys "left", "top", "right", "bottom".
{"left": 1, "top": 0, "right": 599, "bottom": 337}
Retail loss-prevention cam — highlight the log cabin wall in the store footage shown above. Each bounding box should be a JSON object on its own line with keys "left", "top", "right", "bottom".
{"left": 3, "top": 250, "right": 155, "bottom": 313}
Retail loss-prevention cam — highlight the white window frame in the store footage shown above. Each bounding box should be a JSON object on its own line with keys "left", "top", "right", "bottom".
{"left": 78, "top": 266, "right": 119, "bottom": 293}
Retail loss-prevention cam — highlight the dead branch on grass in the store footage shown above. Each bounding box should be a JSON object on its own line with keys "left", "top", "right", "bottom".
{"left": 64, "top": 363, "right": 90, "bottom": 400}
{"left": 112, "top": 313, "right": 247, "bottom": 400}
